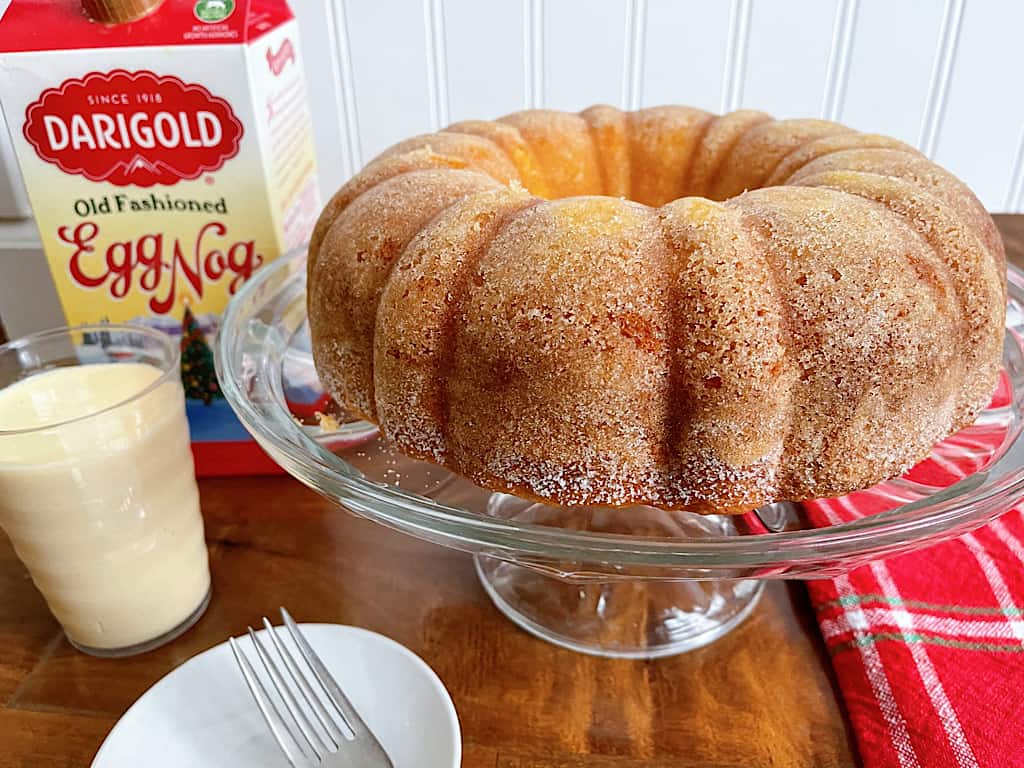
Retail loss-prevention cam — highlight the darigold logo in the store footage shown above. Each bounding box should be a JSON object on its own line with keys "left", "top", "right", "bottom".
{"left": 23, "top": 70, "right": 243, "bottom": 188}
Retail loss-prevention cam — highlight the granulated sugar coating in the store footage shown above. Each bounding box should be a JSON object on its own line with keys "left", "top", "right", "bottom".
{"left": 308, "top": 106, "right": 1006, "bottom": 513}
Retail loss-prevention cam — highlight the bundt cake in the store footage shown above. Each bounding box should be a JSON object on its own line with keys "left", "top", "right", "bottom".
{"left": 307, "top": 106, "right": 1006, "bottom": 514}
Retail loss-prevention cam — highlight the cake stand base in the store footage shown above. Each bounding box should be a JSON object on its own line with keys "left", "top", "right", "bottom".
{"left": 476, "top": 493, "right": 765, "bottom": 658}
{"left": 475, "top": 557, "right": 763, "bottom": 658}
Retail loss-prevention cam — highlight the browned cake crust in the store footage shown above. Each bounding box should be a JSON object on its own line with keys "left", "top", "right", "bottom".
{"left": 307, "top": 106, "right": 1006, "bottom": 513}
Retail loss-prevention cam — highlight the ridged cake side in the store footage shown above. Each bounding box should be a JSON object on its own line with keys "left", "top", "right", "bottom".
{"left": 308, "top": 106, "right": 1006, "bottom": 512}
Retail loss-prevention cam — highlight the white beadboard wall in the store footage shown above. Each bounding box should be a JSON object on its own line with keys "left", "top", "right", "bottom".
{"left": 285, "top": 0, "right": 1024, "bottom": 214}
{"left": 0, "top": 0, "right": 1022, "bottom": 219}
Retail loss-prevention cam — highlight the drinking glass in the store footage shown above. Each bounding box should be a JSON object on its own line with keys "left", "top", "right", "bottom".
{"left": 0, "top": 324, "right": 210, "bottom": 656}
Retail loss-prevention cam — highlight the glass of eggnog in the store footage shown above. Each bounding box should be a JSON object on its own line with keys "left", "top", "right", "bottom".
{"left": 0, "top": 323, "right": 210, "bottom": 656}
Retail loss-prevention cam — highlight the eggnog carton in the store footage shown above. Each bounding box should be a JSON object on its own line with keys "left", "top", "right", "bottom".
{"left": 0, "top": 0, "right": 321, "bottom": 474}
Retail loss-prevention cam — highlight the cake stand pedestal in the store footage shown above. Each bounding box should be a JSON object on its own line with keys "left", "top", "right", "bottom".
{"left": 474, "top": 493, "right": 765, "bottom": 657}
{"left": 475, "top": 556, "right": 763, "bottom": 658}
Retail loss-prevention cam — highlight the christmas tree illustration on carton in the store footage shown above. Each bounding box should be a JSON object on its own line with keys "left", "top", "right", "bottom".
{"left": 180, "top": 302, "right": 222, "bottom": 405}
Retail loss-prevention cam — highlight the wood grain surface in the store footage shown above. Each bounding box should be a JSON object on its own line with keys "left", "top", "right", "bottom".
{"left": 0, "top": 476, "right": 856, "bottom": 768}
{"left": 2, "top": 216, "right": 1022, "bottom": 768}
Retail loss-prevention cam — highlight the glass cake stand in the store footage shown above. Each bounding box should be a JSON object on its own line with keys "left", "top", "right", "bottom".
{"left": 215, "top": 248, "right": 1024, "bottom": 659}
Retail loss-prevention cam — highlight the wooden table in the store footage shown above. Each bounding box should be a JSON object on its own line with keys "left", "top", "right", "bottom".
{"left": 3, "top": 215, "right": 1023, "bottom": 768}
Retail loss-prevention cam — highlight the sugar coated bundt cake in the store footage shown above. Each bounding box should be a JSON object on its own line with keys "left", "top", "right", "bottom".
{"left": 308, "top": 106, "right": 1006, "bottom": 514}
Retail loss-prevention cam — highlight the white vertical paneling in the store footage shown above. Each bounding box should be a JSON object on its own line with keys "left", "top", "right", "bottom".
{"left": 345, "top": 0, "right": 432, "bottom": 163}
{"left": 720, "top": 0, "right": 751, "bottom": 113}
{"left": 918, "top": 0, "right": 966, "bottom": 157}
{"left": 840, "top": 0, "right": 943, "bottom": 143}
{"left": 445, "top": 0, "right": 523, "bottom": 122}
{"left": 1005, "top": 130, "right": 1024, "bottom": 213}
{"left": 621, "top": 0, "right": 647, "bottom": 111}
{"left": 524, "top": 0, "right": 544, "bottom": 108}
{"left": 544, "top": 0, "right": 627, "bottom": 112}
{"left": 742, "top": 0, "right": 838, "bottom": 119}
{"left": 292, "top": 0, "right": 356, "bottom": 194}
{"left": 424, "top": 0, "right": 450, "bottom": 130}
{"left": 642, "top": 0, "right": 730, "bottom": 113}
{"left": 820, "top": 0, "right": 858, "bottom": 122}
{"left": 935, "top": 0, "right": 1024, "bottom": 211}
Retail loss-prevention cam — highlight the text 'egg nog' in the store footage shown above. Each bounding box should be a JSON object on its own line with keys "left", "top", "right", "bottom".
{"left": 0, "top": 0, "right": 321, "bottom": 475}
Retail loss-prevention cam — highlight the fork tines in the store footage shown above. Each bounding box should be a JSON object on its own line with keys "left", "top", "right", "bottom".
{"left": 229, "top": 608, "right": 393, "bottom": 768}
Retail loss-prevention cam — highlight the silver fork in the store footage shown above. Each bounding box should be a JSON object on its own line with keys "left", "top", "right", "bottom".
{"left": 229, "top": 607, "right": 394, "bottom": 768}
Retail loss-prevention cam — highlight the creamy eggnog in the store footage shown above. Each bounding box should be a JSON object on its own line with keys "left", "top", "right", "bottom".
{"left": 0, "top": 361, "right": 210, "bottom": 653}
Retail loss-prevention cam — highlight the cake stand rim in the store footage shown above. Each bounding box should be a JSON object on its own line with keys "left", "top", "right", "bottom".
{"left": 214, "top": 247, "right": 1024, "bottom": 574}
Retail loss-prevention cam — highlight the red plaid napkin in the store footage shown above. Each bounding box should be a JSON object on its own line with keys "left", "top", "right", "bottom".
{"left": 804, "top": 373, "right": 1024, "bottom": 768}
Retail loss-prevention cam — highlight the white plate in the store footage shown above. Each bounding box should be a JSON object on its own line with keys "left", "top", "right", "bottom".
{"left": 92, "top": 624, "right": 461, "bottom": 768}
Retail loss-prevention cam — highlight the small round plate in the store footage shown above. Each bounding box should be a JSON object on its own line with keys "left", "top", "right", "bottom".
{"left": 91, "top": 624, "right": 461, "bottom": 768}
